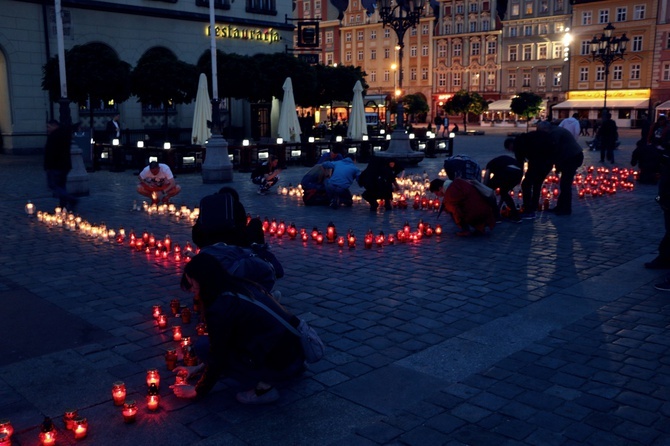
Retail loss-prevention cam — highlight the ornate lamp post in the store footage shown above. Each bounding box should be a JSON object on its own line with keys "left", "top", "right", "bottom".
{"left": 590, "top": 23, "right": 629, "bottom": 115}
{"left": 375, "top": 0, "right": 427, "bottom": 164}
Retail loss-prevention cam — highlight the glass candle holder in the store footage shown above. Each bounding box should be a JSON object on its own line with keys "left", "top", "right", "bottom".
{"left": 172, "top": 325, "right": 182, "bottom": 342}
{"left": 165, "top": 348, "right": 178, "bottom": 371}
{"left": 112, "top": 381, "right": 126, "bottom": 406}
{"left": 181, "top": 307, "right": 191, "bottom": 324}
{"left": 0, "top": 420, "right": 13, "bottom": 439}
{"left": 170, "top": 299, "right": 181, "bottom": 315}
{"left": 0, "top": 432, "right": 10, "bottom": 446}
{"left": 146, "top": 384, "right": 160, "bottom": 411}
{"left": 73, "top": 417, "right": 88, "bottom": 440}
{"left": 146, "top": 369, "right": 160, "bottom": 388}
{"left": 157, "top": 314, "right": 168, "bottom": 329}
{"left": 63, "top": 409, "right": 78, "bottom": 430}
{"left": 152, "top": 305, "right": 162, "bottom": 319}
{"left": 122, "top": 400, "right": 138, "bottom": 423}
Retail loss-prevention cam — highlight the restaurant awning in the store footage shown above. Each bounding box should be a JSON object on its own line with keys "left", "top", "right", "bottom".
{"left": 553, "top": 98, "right": 649, "bottom": 109}
{"left": 363, "top": 94, "right": 388, "bottom": 108}
{"left": 486, "top": 99, "right": 512, "bottom": 111}
{"left": 656, "top": 100, "right": 670, "bottom": 110}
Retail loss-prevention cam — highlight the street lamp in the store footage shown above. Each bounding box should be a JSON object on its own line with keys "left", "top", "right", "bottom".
{"left": 590, "top": 23, "right": 629, "bottom": 115}
{"left": 376, "top": 0, "right": 428, "bottom": 163}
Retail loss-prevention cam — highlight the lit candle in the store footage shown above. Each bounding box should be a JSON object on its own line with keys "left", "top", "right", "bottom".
{"left": 165, "top": 348, "right": 178, "bottom": 371}
{"left": 152, "top": 305, "right": 162, "bottom": 319}
{"left": 0, "top": 420, "right": 14, "bottom": 440}
{"left": 112, "top": 381, "right": 126, "bottom": 406}
{"left": 39, "top": 418, "right": 56, "bottom": 446}
{"left": 181, "top": 307, "right": 191, "bottom": 324}
{"left": 170, "top": 299, "right": 181, "bottom": 315}
{"left": 172, "top": 325, "right": 183, "bottom": 342}
{"left": 73, "top": 417, "right": 88, "bottom": 440}
{"left": 63, "top": 409, "right": 78, "bottom": 430}
{"left": 326, "top": 222, "right": 336, "bottom": 243}
{"left": 146, "top": 369, "right": 160, "bottom": 388}
{"left": 0, "top": 433, "right": 9, "bottom": 446}
{"left": 146, "top": 383, "right": 160, "bottom": 411}
{"left": 316, "top": 232, "right": 324, "bottom": 245}
{"left": 122, "top": 400, "right": 138, "bottom": 423}
{"left": 337, "top": 236, "right": 345, "bottom": 247}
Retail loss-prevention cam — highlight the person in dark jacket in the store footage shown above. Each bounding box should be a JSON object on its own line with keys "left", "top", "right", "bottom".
{"left": 631, "top": 139, "right": 660, "bottom": 185}
{"left": 537, "top": 121, "right": 584, "bottom": 215}
{"left": 597, "top": 111, "right": 619, "bottom": 163}
{"left": 171, "top": 253, "right": 305, "bottom": 404}
{"left": 359, "top": 158, "right": 403, "bottom": 211}
{"left": 483, "top": 153, "right": 523, "bottom": 222}
{"left": 44, "top": 119, "right": 78, "bottom": 210}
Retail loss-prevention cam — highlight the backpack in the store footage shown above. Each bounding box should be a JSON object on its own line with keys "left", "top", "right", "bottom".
{"left": 201, "top": 243, "right": 277, "bottom": 292}
{"left": 198, "top": 192, "right": 238, "bottom": 233}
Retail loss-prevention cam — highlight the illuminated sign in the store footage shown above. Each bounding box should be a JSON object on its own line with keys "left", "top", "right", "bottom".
{"left": 206, "top": 25, "right": 281, "bottom": 44}
{"left": 568, "top": 89, "right": 650, "bottom": 100}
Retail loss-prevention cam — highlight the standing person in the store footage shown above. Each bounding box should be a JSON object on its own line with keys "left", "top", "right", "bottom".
{"left": 648, "top": 115, "right": 669, "bottom": 147}
{"left": 322, "top": 155, "right": 361, "bottom": 209}
{"left": 443, "top": 116, "right": 450, "bottom": 137}
{"left": 559, "top": 113, "right": 581, "bottom": 140}
{"left": 597, "top": 111, "right": 619, "bottom": 163}
{"left": 106, "top": 113, "right": 121, "bottom": 142}
{"left": 483, "top": 154, "right": 524, "bottom": 223}
{"left": 44, "top": 119, "right": 78, "bottom": 210}
{"left": 505, "top": 131, "right": 554, "bottom": 219}
{"left": 359, "top": 158, "right": 403, "bottom": 211}
{"left": 645, "top": 126, "right": 670, "bottom": 274}
{"left": 251, "top": 155, "right": 281, "bottom": 195}
{"left": 537, "top": 121, "right": 584, "bottom": 215}
{"left": 170, "top": 253, "right": 305, "bottom": 403}
{"left": 433, "top": 114, "right": 443, "bottom": 136}
{"left": 137, "top": 160, "right": 181, "bottom": 204}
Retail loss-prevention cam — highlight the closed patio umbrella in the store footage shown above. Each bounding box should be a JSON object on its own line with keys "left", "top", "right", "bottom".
{"left": 347, "top": 80, "right": 368, "bottom": 140}
{"left": 277, "top": 77, "right": 302, "bottom": 143}
{"left": 191, "top": 73, "right": 211, "bottom": 146}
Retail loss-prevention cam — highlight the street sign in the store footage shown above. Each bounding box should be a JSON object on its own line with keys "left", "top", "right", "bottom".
{"left": 298, "top": 53, "right": 319, "bottom": 64}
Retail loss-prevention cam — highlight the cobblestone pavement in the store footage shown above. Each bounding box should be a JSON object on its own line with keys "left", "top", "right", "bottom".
{"left": 0, "top": 128, "right": 668, "bottom": 446}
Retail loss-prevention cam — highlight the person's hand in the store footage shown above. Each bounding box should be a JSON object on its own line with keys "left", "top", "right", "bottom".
{"left": 170, "top": 383, "right": 197, "bottom": 399}
{"left": 173, "top": 364, "right": 204, "bottom": 380}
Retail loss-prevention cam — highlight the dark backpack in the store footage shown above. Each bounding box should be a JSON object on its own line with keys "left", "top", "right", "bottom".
{"left": 200, "top": 243, "right": 277, "bottom": 292}
{"left": 198, "top": 192, "right": 237, "bottom": 233}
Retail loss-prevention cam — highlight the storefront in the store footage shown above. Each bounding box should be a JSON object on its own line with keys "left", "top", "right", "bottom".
{"left": 552, "top": 90, "right": 650, "bottom": 128}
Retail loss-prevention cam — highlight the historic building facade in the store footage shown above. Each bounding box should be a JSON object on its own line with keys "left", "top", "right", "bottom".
{"left": 0, "top": 0, "right": 293, "bottom": 153}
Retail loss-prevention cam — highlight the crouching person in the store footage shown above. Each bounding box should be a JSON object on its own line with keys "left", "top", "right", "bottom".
{"left": 171, "top": 253, "right": 304, "bottom": 404}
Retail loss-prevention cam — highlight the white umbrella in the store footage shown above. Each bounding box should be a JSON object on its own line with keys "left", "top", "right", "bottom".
{"left": 191, "top": 73, "right": 211, "bottom": 146}
{"left": 347, "top": 80, "right": 368, "bottom": 140}
{"left": 277, "top": 77, "right": 302, "bottom": 143}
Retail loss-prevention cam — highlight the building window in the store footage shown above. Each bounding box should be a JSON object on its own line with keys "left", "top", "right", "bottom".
{"left": 445, "top": 24, "right": 451, "bottom": 34}
{"left": 511, "top": 3, "right": 519, "bottom": 16}
{"left": 663, "top": 63, "right": 670, "bottom": 81}
{"left": 454, "top": 43, "right": 462, "bottom": 57}
{"left": 384, "top": 48, "right": 390, "bottom": 58}
{"left": 634, "top": 5, "right": 645, "bottom": 20}
{"left": 487, "top": 41, "right": 496, "bottom": 54}
{"left": 612, "top": 65, "right": 622, "bottom": 80}
{"left": 245, "top": 0, "right": 275, "bottom": 14}
{"left": 371, "top": 49, "right": 377, "bottom": 60}
{"left": 632, "top": 36, "right": 642, "bottom": 52}
{"left": 315, "top": 0, "right": 320, "bottom": 11}
{"left": 540, "top": 1, "right": 548, "bottom": 13}
{"left": 523, "top": 44, "right": 532, "bottom": 60}
{"left": 525, "top": 2, "right": 533, "bottom": 14}
{"left": 456, "top": 22, "right": 463, "bottom": 33}
{"left": 438, "top": 73, "right": 447, "bottom": 87}
{"left": 510, "top": 27, "right": 517, "bottom": 37}
{"left": 384, "top": 29, "right": 390, "bottom": 38}
{"left": 538, "top": 43, "right": 547, "bottom": 59}
{"left": 509, "top": 46, "right": 518, "bottom": 61}
{"left": 524, "top": 25, "right": 532, "bottom": 36}
{"left": 357, "top": 31, "right": 364, "bottom": 41}
{"left": 453, "top": 72, "right": 461, "bottom": 87}
{"left": 438, "top": 44, "right": 447, "bottom": 58}
{"left": 410, "top": 27, "right": 417, "bottom": 37}
{"left": 345, "top": 51, "right": 352, "bottom": 62}
{"left": 667, "top": 34, "right": 670, "bottom": 49}
{"left": 469, "top": 3, "right": 477, "bottom": 12}
{"left": 422, "top": 67, "right": 429, "bottom": 80}
{"left": 482, "top": 20, "right": 489, "bottom": 31}
{"left": 422, "top": 45, "right": 428, "bottom": 56}
{"left": 384, "top": 70, "right": 390, "bottom": 82}
{"left": 422, "top": 24, "right": 429, "bottom": 35}
{"left": 325, "top": 31, "right": 333, "bottom": 44}
{"left": 580, "top": 40, "right": 591, "bottom": 55}
{"left": 598, "top": 9, "right": 609, "bottom": 24}
{"left": 630, "top": 64, "right": 640, "bottom": 80}
{"left": 326, "top": 53, "right": 333, "bottom": 65}
{"left": 616, "top": 7, "right": 627, "bottom": 22}
{"left": 538, "top": 72, "right": 546, "bottom": 87}
{"left": 410, "top": 46, "right": 417, "bottom": 57}
{"left": 582, "top": 11, "right": 592, "bottom": 25}
{"left": 345, "top": 32, "right": 352, "bottom": 42}
{"left": 370, "top": 30, "right": 376, "bottom": 39}
{"left": 596, "top": 66, "right": 605, "bottom": 81}
{"left": 471, "top": 42, "right": 480, "bottom": 55}
{"left": 579, "top": 67, "right": 589, "bottom": 81}
{"left": 410, "top": 68, "right": 417, "bottom": 80}
{"left": 303, "top": 2, "right": 309, "bottom": 12}
{"left": 456, "top": 4, "right": 464, "bottom": 13}
{"left": 370, "top": 70, "right": 376, "bottom": 82}
{"left": 470, "top": 22, "right": 477, "bottom": 32}
{"left": 522, "top": 72, "right": 531, "bottom": 87}
{"left": 357, "top": 50, "right": 364, "bottom": 61}
{"left": 486, "top": 71, "right": 496, "bottom": 85}
{"left": 553, "top": 43, "right": 563, "bottom": 59}
{"left": 553, "top": 71, "right": 561, "bottom": 86}
{"left": 538, "top": 24, "right": 548, "bottom": 34}
{"left": 508, "top": 72, "right": 516, "bottom": 87}
{"left": 555, "top": 0, "right": 563, "bottom": 9}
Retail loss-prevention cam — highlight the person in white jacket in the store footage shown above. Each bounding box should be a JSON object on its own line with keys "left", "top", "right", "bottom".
{"left": 559, "top": 113, "right": 581, "bottom": 140}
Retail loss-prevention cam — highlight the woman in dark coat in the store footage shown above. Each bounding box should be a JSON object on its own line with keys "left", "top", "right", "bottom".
{"left": 359, "top": 158, "right": 403, "bottom": 211}
{"left": 171, "top": 253, "right": 304, "bottom": 404}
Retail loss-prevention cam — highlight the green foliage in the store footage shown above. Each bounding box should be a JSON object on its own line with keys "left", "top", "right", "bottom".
{"left": 130, "top": 47, "right": 198, "bottom": 108}
{"left": 510, "top": 92, "right": 543, "bottom": 131}
{"left": 442, "top": 90, "right": 488, "bottom": 131}
{"left": 42, "top": 42, "right": 131, "bottom": 106}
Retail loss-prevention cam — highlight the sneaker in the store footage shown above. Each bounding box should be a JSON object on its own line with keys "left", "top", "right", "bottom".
{"left": 654, "top": 281, "right": 670, "bottom": 291}
{"left": 236, "top": 387, "right": 279, "bottom": 404}
{"left": 644, "top": 258, "right": 670, "bottom": 270}
{"left": 520, "top": 212, "right": 536, "bottom": 220}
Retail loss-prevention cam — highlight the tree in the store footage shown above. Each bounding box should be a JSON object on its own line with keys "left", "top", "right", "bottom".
{"left": 42, "top": 42, "right": 131, "bottom": 126}
{"left": 442, "top": 90, "right": 488, "bottom": 132}
{"left": 314, "top": 64, "right": 367, "bottom": 122}
{"left": 510, "top": 92, "right": 543, "bottom": 132}
{"left": 403, "top": 94, "right": 429, "bottom": 124}
{"left": 131, "top": 47, "right": 198, "bottom": 135}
